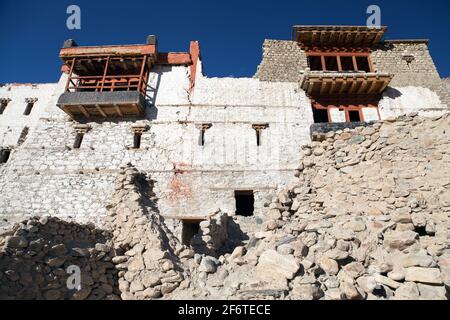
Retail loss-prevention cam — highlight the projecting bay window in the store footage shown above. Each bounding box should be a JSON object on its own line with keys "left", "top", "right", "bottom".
{"left": 307, "top": 52, "right": 373, "bottom": 72}
{"left": 64, "top": 56, "right": 150, "bottom": 94}
{"left": 57, "top": 40, "right": 157, "bottom": 119}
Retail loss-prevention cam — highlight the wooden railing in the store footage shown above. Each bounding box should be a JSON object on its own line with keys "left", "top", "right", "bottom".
{"left": 66, "top": 75, "right": 148, "bottom": 95}
{"left": 65, "top": 55, "right": 149, "bottom": 95}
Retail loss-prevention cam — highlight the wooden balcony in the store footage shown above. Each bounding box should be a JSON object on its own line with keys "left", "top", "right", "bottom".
{"left": 301, "top": 72, "right": 393, "bottom": 96}
{"left": 57, "top": 44, "right": 156, "bottom": 119}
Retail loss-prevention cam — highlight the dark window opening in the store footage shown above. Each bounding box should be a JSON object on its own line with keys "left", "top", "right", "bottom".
{"left": 340, "top": 56, "right": 355, "bottom": 71}
{"left": 255, "top": 130, "right": 262, "bottom": 146}
{"left": 23, "top": 102, "right": 34, "bottom": 116}
{"left": 356, "top": 57, "right": 371, "bottom": 72}
{"left": 17, "top": 127, "right": 29, "bottom": 146}
{"left": 324, "top": 56, "right": 339, "bottom": 71}
{"left": 0, "top": 149, "right": 11, "bottom": 164}
{"left": 73, "top": 133, "right": 84, "bottom": 149}
{"left": 308, "top": 56, "right": 323, "bottom": 71}
{"left": 133, "top": 133, "right": 142, "bottom": 149}
{"left": 181, "top": 221, "right": 200, "bottom": 246}
{"left": 348, "top": 110, "right": 361, "bottom": 122}
{"left": 313, "top": 108, "right": 329, "bottom": 123}
{"left": 199, "top": 129, "right": 205, "bottom": 146}
{"left": 0, "top": 101, "right": 8, "bottom": 115}
{"left": 235, "top": 190, "right": 254, "bottom": 217}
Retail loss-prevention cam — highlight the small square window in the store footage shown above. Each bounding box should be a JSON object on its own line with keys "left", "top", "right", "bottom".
{"left": 235, "top": 190, "right": 254, "bottom": 217}
{"left": 348, "top": 110, "right": 362, "bottom": 122}
{"left": 313, "top": 108, "right": 329, "bottom": 123}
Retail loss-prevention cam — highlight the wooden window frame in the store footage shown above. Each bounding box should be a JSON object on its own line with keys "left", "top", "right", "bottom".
{"left": 307, "top": 52, "right": 374, "bottom": 72}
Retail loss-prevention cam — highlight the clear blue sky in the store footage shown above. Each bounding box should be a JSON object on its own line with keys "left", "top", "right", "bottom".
{"left": 0, "top": 0, "right": 449, "bottom": 83}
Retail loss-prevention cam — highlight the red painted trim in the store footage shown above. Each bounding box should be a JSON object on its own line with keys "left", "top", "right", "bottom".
{"left": 189, "top": 41, "right": 201, "bottom": 94}
{"left": 156, "top": 52, "right": 192, "bottom": 65}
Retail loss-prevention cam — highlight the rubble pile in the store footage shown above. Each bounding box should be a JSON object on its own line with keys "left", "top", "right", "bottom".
{"left": 183, "top": 113, "right": 449, "bottom": 300}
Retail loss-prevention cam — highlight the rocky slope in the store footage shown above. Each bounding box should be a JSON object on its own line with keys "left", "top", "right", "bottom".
{"left": 173, "top": 112, "right": 450, "bottom": 300}
{"left": 1, "top": 113, "right": 449, "bottom": 300}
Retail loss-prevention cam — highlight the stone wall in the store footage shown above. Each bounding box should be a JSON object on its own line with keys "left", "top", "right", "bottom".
{"left": 0, "top": 83, "right": 57, "bottom": 147}
{"left": 254, "top": 40, "right": 308, "bottom": 82}
{"left": 372, "top": 41, "right": 448, "bottom": 108}
{"left": 191, "top": 210, "right": 229, "bottom": 255}
{"left": 0, "top": 59, "right": 314, "bottom": 230}
{"left": 0, "top": 216, "right": 119, "bottom": 300}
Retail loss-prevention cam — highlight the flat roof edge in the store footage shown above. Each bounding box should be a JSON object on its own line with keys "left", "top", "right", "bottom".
{"left": 383, "top": 39, "right": 429, "bottom": 44}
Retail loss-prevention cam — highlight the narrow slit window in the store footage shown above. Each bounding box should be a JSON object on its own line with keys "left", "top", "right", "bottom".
{"left": 0, "top": 149, "right": 11, "bottom": 164}
{"left": 133, "top": 132, "right": 142, "bottom": 149}
{"left": 73, "top": 133, "right": 84, "bottom": 149}
{"left": 256, "top": 129, "right": 262, "bottom": 146}
{"left": 199, "top": 129, "right": 205, "bottom": 146}
{"left": 17, "top": 127, "right": 29, "bottom": 146}
{"left": 0, "top": 101, "right": 9, "bottom": 115}
{"left": 23, "top": 102, "right": 35, "bottom": 116}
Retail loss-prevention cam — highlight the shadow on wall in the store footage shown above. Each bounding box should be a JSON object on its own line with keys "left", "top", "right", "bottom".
{"left": 0, "top": 217, "right": 120, "bottom": 300}
{"left": 383, "top": 86, "right": 403, "bottom": 99}
{"left": 219, "top": 219, "right": 249, "bottom": 255}
{"left": 145, "top": 66, "right": 165, "bottom": 106}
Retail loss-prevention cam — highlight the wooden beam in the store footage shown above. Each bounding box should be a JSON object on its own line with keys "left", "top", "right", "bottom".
{"left": 114, "top": 105, "right": 123, "bottom": 117}
{"left": 95, "top": 104, "right": 107, "bottom": 118}
{"left": 78, "top": 105, "right": 90, "bottom": 118}
{"left": 65, "top": 58, "right": 76, "bottom": 92}
{"left": 357, "top": 80, "right": 368, "bottom": 94}
{"left": 100, "top": 56, "right": 110, "bottom": 92}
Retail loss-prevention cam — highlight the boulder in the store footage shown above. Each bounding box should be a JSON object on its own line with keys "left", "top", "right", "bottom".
{"left": 257, "top": 250, "right": 300, "bottom": 280}
{"left": 318, "top": 256, "right": 339, "bottom": 276}
{"left": 383, "top": 230, "right": 418, "bottom": 251}
{"left": 404, "top": 267, "right": 443, "bottom": 284}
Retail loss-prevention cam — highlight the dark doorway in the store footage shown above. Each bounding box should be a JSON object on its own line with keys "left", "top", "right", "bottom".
{"left": 235, "top": 190, "right": 254, "bottom": 216}
{"left": 182, "top": 221, "right": 201, "bottom": 246}
{"left": 313, "top": 108, "right": 329, "bottom": 123}
{"left": 348, "top": 110, "right": 361, "bottom": 122}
